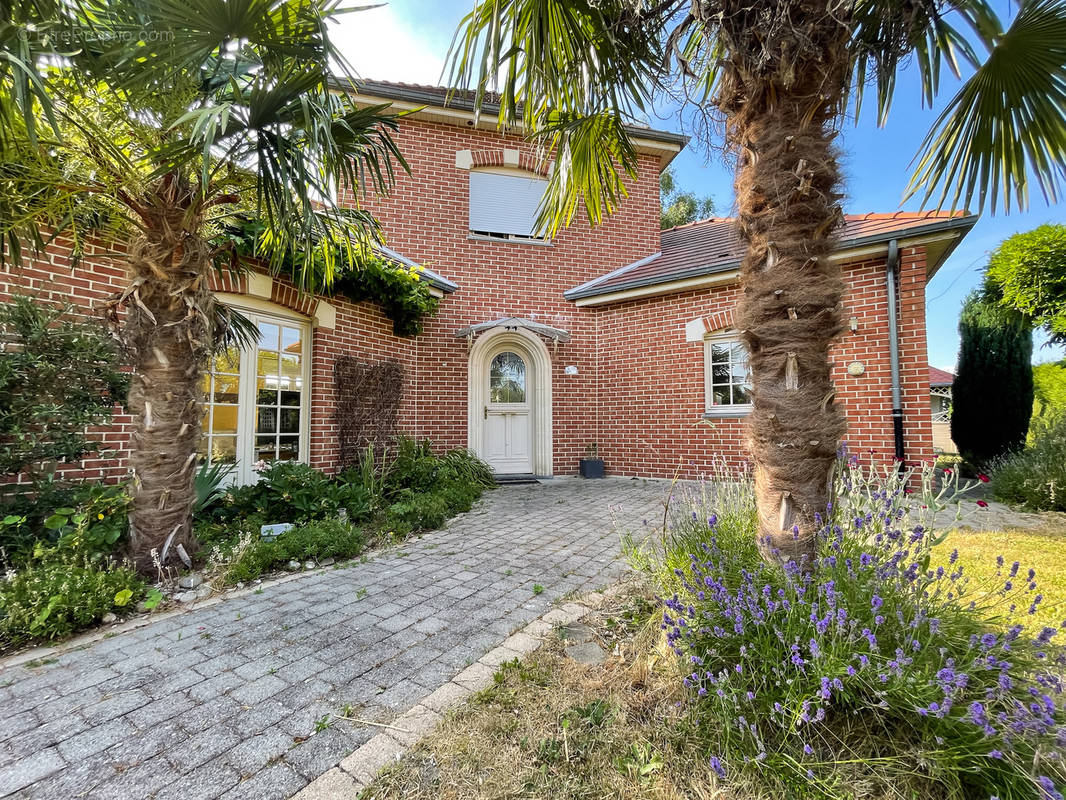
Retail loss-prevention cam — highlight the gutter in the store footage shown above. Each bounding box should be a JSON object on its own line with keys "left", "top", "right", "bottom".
{"left": 886, "top": 239, "right": 905, "bottom": 466}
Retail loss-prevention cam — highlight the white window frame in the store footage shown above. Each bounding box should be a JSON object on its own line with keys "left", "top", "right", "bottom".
{"left": 203, "top": 299, "right": 313, "bottom": 485}
{"left": 703, "top": 330, "right": 753, "bottom": 418}
{"left": 468, "top": 168, "right": 550, "bottom": 244}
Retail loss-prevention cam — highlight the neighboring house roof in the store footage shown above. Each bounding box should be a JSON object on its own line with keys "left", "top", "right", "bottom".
{"left": 929, "top": 366, "right": 955, "bottom": 387}
{"left": 345, "top": 79, "right": 688, "bottom": 165}
{"left": 375, "top": 244, "right": 457, "bottom": 294}
{"left": 565, "top": 211, "right": 978, "bottom": 303}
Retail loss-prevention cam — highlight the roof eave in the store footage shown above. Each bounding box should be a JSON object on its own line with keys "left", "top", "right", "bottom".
{"left": 566, "top": 214, "right": 980, "bottom": 303}
{"left": 338, "top": 79, "right": 689, "bottom": 167}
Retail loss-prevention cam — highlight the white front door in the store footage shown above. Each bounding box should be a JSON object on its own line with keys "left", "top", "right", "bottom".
{"left": 483, "top": 350, "right": 533, "bottom": 474}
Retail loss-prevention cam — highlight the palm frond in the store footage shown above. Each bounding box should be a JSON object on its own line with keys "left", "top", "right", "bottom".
{"left": 446, "top": 0, "right": 670, "bottom": 235}
{"left": 907, "top": 0, "right": 1066, "bottom": 213}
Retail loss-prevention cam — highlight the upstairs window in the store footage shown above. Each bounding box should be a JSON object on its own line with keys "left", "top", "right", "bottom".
{"left": 468, "top": 170, "right": 548, "bottom": 242}
{"left": 704, "top": 331, "right": 753, "bottom": 416}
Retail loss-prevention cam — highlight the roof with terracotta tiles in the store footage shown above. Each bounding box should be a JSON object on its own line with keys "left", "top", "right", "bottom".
{"left": 929, "top": 366, "right": 955, "bottom": 387}
{"left": 565, "top": 211, "right": 978, "bottom": 301}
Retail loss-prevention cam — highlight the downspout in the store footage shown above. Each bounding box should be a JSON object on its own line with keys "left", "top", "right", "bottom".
{"left": 885, "top": 239, "right": 905, "bottom": 466}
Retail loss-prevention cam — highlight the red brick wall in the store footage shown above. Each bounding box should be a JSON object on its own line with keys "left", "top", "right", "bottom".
{"left": 1, "top": 113, "right": 935, "bottom": 483}
{"left": 592, "top": 248, "right": 935, "bottom": 478}
{"left": 343, "top": 117, "right": 663, "bottom": 474}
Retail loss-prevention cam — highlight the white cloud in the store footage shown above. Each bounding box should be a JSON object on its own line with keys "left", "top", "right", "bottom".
{"left": 329, "top": 4, "right": 446, "bottom": 86}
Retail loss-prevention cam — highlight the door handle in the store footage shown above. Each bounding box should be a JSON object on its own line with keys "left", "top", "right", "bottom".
{"left": 484, "top": 405, "right": 488, "bottom": 419}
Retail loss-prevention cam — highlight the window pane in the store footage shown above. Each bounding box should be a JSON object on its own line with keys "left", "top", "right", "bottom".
{"left": 711, "top": 364, "right": 730, "bottom": 384}
{"left": 730, "top": 343, "right": 746, "bottom": 364}
{"left": 281, "top": 326, "right": 301, "bottom": 353}
{"left": 277, "top": 436, "right": 299, "bottom": 461}
{"left": 257, "top": 380, "right": 279, "bottom": 406}
{"left": 213, "top": 374, "right": 240, "bottom": 404}
{"left": 210, "top": 436, "right": 238, "bottom": 463}
{"left": 257, "top": 407, "right": 278, "bottom": 433}
{"left": 257, "top": 351, "right": 280, "bottom": 379}
{"left": 280, "top": 354, "right": 301, "bottom": 384}
{"left": 280, "top": 390, "right": 301, "bottom": 407}
{"left": 212, "top": 405, "right": 238, "bottom": 434}
{"left": 258, "top": 322, "right": 279, "bottom": 351}
{"left": 713, "top": 388, "right": 730, "bottom": 406}
{"left": 255, "top": 435, "right": 277, "bottom": 460}
{"left": 280, "top": 408, "right": 300, "bottom": 434}
{"left": 490, "top": 352, "right": 526, "bottom": 403}
{"left": 732, "top": 384, "right": 751, "bottom": 405}
{"left": 214, "top": 346, "right": 241, "bottom": 373}
{"left": 731, "top": 364, "right": 750, "bottom": 383}
{"left": 710, "top": 343, "right": 730, "bottom": 363}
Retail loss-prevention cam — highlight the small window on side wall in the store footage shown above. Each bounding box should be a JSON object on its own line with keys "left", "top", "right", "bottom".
{"left": 704, "top": 331, "right": 753, "bottom": 417}
{"left": 468, "top": 170, "right": 548, "bottom": 242}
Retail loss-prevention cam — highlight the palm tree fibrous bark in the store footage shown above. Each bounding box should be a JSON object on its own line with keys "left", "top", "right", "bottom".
{"left": 709, "top": 0, "right": 851, "bottom": 562}
{"left": 113, "top": 176, "right": 211, "bottom": 571}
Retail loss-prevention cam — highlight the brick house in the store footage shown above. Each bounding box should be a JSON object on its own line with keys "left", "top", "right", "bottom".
{"left": 0, "top": 80, "right": 977, "bottom": 483}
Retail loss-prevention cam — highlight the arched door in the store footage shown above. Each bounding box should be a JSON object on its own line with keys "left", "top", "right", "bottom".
{"left": 483, "top": 349, "right": 533, "bottom": 473}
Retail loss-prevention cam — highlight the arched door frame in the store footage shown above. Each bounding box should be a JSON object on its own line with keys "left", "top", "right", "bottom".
{"left": 467, "top": 327, "right": 553, "bottom": 476}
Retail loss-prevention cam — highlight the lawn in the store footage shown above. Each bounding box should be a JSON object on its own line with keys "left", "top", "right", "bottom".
{"left": 937, "top": 526, "right": 1066, "bottom": 631}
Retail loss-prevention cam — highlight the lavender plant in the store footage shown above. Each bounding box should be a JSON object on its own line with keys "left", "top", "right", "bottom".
{"left": 658, "top": 455, "right": 1065, "bottom": 798}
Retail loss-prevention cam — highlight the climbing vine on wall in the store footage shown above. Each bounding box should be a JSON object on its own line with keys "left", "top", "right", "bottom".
{"left": 214, "top": 217, "right": 439, "bottom": 337}
{"left": 333, "top": 356, "right": 405, "bottom": 468}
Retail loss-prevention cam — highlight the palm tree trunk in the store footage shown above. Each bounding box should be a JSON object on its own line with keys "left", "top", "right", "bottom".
{"left": 123, "top": 180, "right": 211, "bottom": 572}
{"left": 711, "top": 1, "right": 853, "bottom": 564}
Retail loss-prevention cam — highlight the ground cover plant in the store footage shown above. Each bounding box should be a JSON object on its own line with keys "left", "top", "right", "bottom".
{"left": 197, "top": 440, "right": 494, "bottom": 586}
{"left": 0, "top": 441, "right": 493, "bottom": 647}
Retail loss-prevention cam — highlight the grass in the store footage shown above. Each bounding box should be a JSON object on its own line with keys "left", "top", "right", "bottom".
{"left": 936, "top": 526, "right": 1066, "bottom": 631}
{"left": 360, "top": 588, "right": 748, "bottom": 800}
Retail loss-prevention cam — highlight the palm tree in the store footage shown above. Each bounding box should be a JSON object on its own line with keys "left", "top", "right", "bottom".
{"left": 447, "top": 0, "right": 1066, "bottom": 563}
{"left": 0, "top": 0, "right": 406, "bottom": 570}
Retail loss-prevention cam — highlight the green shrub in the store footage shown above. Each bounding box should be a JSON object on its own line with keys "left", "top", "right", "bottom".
{"left": 212, "top": 518, "right": 365, "bottom": 585}
{"left": 650, "top": 457, "right": 1065, "bottom": 800}
{"left": 386, "top": 489, "right": 451, "bottom": 532}
{"left": 0, "top": 549, "right": 144, "bottom": 645}
{"left": 0, "top": 480, "right": 129, "bottom": 565}
{"left": 0, "top": 294, "right": 128, "bottom": 478}
{"left": 992, "top": 413, "right": 1066, "bottom": 510}
{"left": 383, "top": 438, "right": 495, "bottom": 495}
{"left": 208, "top": 462, "right": 372, "bottom": 525}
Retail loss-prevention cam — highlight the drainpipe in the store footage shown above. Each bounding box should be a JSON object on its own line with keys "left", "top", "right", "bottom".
{"left": 885, "top": 239, "right": 905, "bottom": 466}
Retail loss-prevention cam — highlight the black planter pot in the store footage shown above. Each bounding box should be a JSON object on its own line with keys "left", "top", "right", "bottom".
{"left": 579, "top": 458, "right": 605, "bottom": 478}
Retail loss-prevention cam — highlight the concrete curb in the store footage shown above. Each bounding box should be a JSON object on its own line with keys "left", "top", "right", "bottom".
{"left": 288, "top": 590, "right": 611, "bottom": 799}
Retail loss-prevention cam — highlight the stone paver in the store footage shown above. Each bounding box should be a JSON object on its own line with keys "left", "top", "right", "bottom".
{"left": 0, "top": 477, "right": 664, "bottom": 799}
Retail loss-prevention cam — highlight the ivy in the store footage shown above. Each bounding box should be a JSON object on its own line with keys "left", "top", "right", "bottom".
{"left": 215, "top": 217, "right": 440, "bottom": 337}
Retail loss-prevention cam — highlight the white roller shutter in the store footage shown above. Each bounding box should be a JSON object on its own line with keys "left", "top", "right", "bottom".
{"left": 468, "top": 171, "right": 548, "bottom": 237}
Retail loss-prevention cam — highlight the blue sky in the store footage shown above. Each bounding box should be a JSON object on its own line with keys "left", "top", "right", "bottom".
{"left": 333, "top": 1, "right": 1065, "bottom": 371}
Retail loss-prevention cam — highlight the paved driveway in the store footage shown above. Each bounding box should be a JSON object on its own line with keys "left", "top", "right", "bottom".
{"left": 0, "top": 477, "right": 666, "bottom": 800}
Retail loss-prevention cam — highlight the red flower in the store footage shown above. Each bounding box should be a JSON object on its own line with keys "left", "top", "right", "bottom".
{"left": 943, "top": 469, "right": 953, "bottom": 475}
{"left": 978, "top": 473, "right": 990, "bottom": 483}
{"left": 977, "top": 500, "right": 989, "bottom": 508}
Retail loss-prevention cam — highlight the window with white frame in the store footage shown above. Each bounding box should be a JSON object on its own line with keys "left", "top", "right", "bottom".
{"left": 704, "top": 331, "right": 753, "bottom": 415}
{"left": 468, "top": 170, "right": 548, "bottom": 242}
{"left": 200, "top": 309, "right": 311, "bottom": 484}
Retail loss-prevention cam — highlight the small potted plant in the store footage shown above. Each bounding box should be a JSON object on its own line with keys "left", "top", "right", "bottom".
{"left": 579, "top": 442, "right": 605, "bottom": 478}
